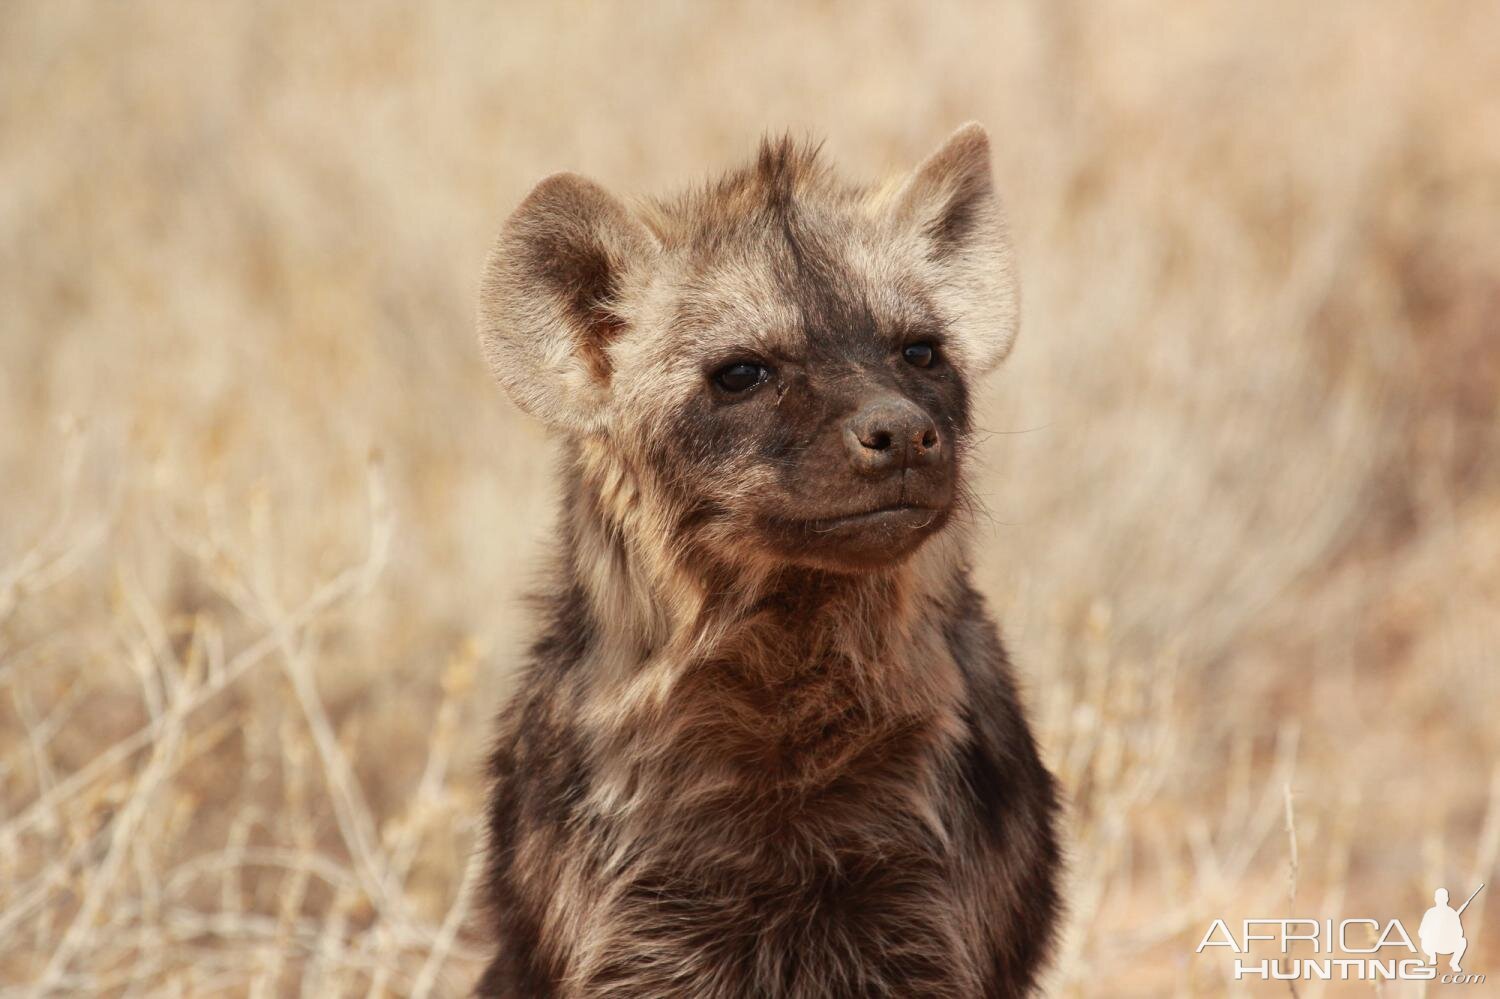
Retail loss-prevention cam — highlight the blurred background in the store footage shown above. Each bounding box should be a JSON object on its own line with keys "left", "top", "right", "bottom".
{"left": 2, "top": 1, "right": 1497, "bottom": 995}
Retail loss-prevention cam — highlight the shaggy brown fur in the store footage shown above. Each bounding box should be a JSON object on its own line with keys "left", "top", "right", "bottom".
{"left": 475, "top": 125, "right": 1061, "bottom": 998}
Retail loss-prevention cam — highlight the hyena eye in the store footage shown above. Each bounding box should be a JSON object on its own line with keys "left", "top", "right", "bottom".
{"left": 902, "top": 342, "right": 936, "bottom": 368}
{"left": 713, "top": 362, "right": 769, "bottom": 394}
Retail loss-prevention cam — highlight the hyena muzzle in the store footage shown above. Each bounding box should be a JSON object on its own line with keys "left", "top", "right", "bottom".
{"left": 474, "top": 124, "right": 1062, "bottom": 998}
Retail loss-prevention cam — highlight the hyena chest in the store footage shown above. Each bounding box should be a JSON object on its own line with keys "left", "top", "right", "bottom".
{"left": 703, "top": 649, "right": 957, "bottom": 788}
{"left": 567, "top": 677, "right": 980, "bottom": 996}
{"left": 576, "top": 837, "right": 979, "bottom": 998}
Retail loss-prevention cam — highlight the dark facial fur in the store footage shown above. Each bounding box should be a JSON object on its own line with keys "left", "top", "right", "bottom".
{"left": 476, "top": 125, "right": 1061, "bottom": 998}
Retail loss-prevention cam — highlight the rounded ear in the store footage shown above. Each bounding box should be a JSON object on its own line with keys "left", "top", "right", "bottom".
{"left": 478, "top": 172, "right": 657, "bottom": 431}
{"left": 891, "top": 123, "right": 1020, "bottom": 373}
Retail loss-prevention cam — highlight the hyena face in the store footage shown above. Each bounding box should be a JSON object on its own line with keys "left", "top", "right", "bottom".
{"left": 481, "top": 124, "right": 1018, "bottom": 574}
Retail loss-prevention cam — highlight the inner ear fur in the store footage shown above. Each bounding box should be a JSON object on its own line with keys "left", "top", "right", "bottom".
{"left": 894, "top": 122, "right": 998, "bottom": 257}
{"left": 892, "top": 123, "right": 1020, "bottom": 372}
{"left": 478, "top": 172, "right": 656, "bottom": 430}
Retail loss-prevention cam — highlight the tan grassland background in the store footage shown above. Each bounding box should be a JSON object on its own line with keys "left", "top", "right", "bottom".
{"left": 2, "top": 2, "right": 1498, "bottom": 995}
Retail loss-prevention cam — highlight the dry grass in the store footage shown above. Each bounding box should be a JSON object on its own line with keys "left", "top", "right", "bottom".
{"left": 2, "top": 2, "right": 1498, "bottom": 995}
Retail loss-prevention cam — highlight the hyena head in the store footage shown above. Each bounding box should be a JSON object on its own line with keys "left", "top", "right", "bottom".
{"left": 479, "top": 124, "right": 1017, "bottom": 584}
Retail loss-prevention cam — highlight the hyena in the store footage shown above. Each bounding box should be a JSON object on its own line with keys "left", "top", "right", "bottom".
{"left": 475, "top": 124, "right": 1062, "bottom": 998}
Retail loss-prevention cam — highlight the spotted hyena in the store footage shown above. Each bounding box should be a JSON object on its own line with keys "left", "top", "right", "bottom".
{"left": 475, "top": 124, "right": 1062, "bottom": 998}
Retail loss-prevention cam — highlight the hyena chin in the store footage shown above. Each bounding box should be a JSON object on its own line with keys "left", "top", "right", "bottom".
{"left": 475, "top": 124, "right": 1062, "bottom": 999}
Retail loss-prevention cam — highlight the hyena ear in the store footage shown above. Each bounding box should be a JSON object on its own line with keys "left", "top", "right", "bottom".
{"left": 478, "top": 172, "right": 657, "bottom": 431}
{"left": 891, "top": 123, "right": 1020, "bottom": 373}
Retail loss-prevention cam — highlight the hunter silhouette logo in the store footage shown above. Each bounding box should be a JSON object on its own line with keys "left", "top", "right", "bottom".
{"left": 1421, "top": 884, "right": 1484, "bottom": 974}
{"left": 1195, "top": 882, "right": 1488, "bottom": 984}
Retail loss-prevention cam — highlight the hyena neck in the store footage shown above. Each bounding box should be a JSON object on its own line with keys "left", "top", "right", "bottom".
{"left": 561, "top": 440, "right": 973, "bottom": 711}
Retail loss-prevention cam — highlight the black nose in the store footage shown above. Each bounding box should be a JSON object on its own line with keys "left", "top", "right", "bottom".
{"left": 844, "top": 398, "right": 941, "bottom": 475}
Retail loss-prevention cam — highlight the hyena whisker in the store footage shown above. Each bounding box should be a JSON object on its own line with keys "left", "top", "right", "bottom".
{"left": 969, "top": 422, "right": 1053, "bottom": 438}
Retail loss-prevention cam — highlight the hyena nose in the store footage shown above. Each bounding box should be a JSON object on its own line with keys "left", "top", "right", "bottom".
{"left": 845, "top": 399, "right": 942, "bottom": 475}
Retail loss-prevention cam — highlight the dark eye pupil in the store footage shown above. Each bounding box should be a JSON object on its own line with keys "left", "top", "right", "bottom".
{"left": 903, "top": 343, "right": 935, "bottom": 367}
{"left": 714, "top": 363, "right": 765, "bottom": 393}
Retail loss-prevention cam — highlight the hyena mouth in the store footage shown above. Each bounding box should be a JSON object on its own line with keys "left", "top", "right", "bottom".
{"left": 803, "top": 504, "right": 947, "bottom": 534}
{"left": 759, "top": 500, "right": 954, "bottom": 571}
